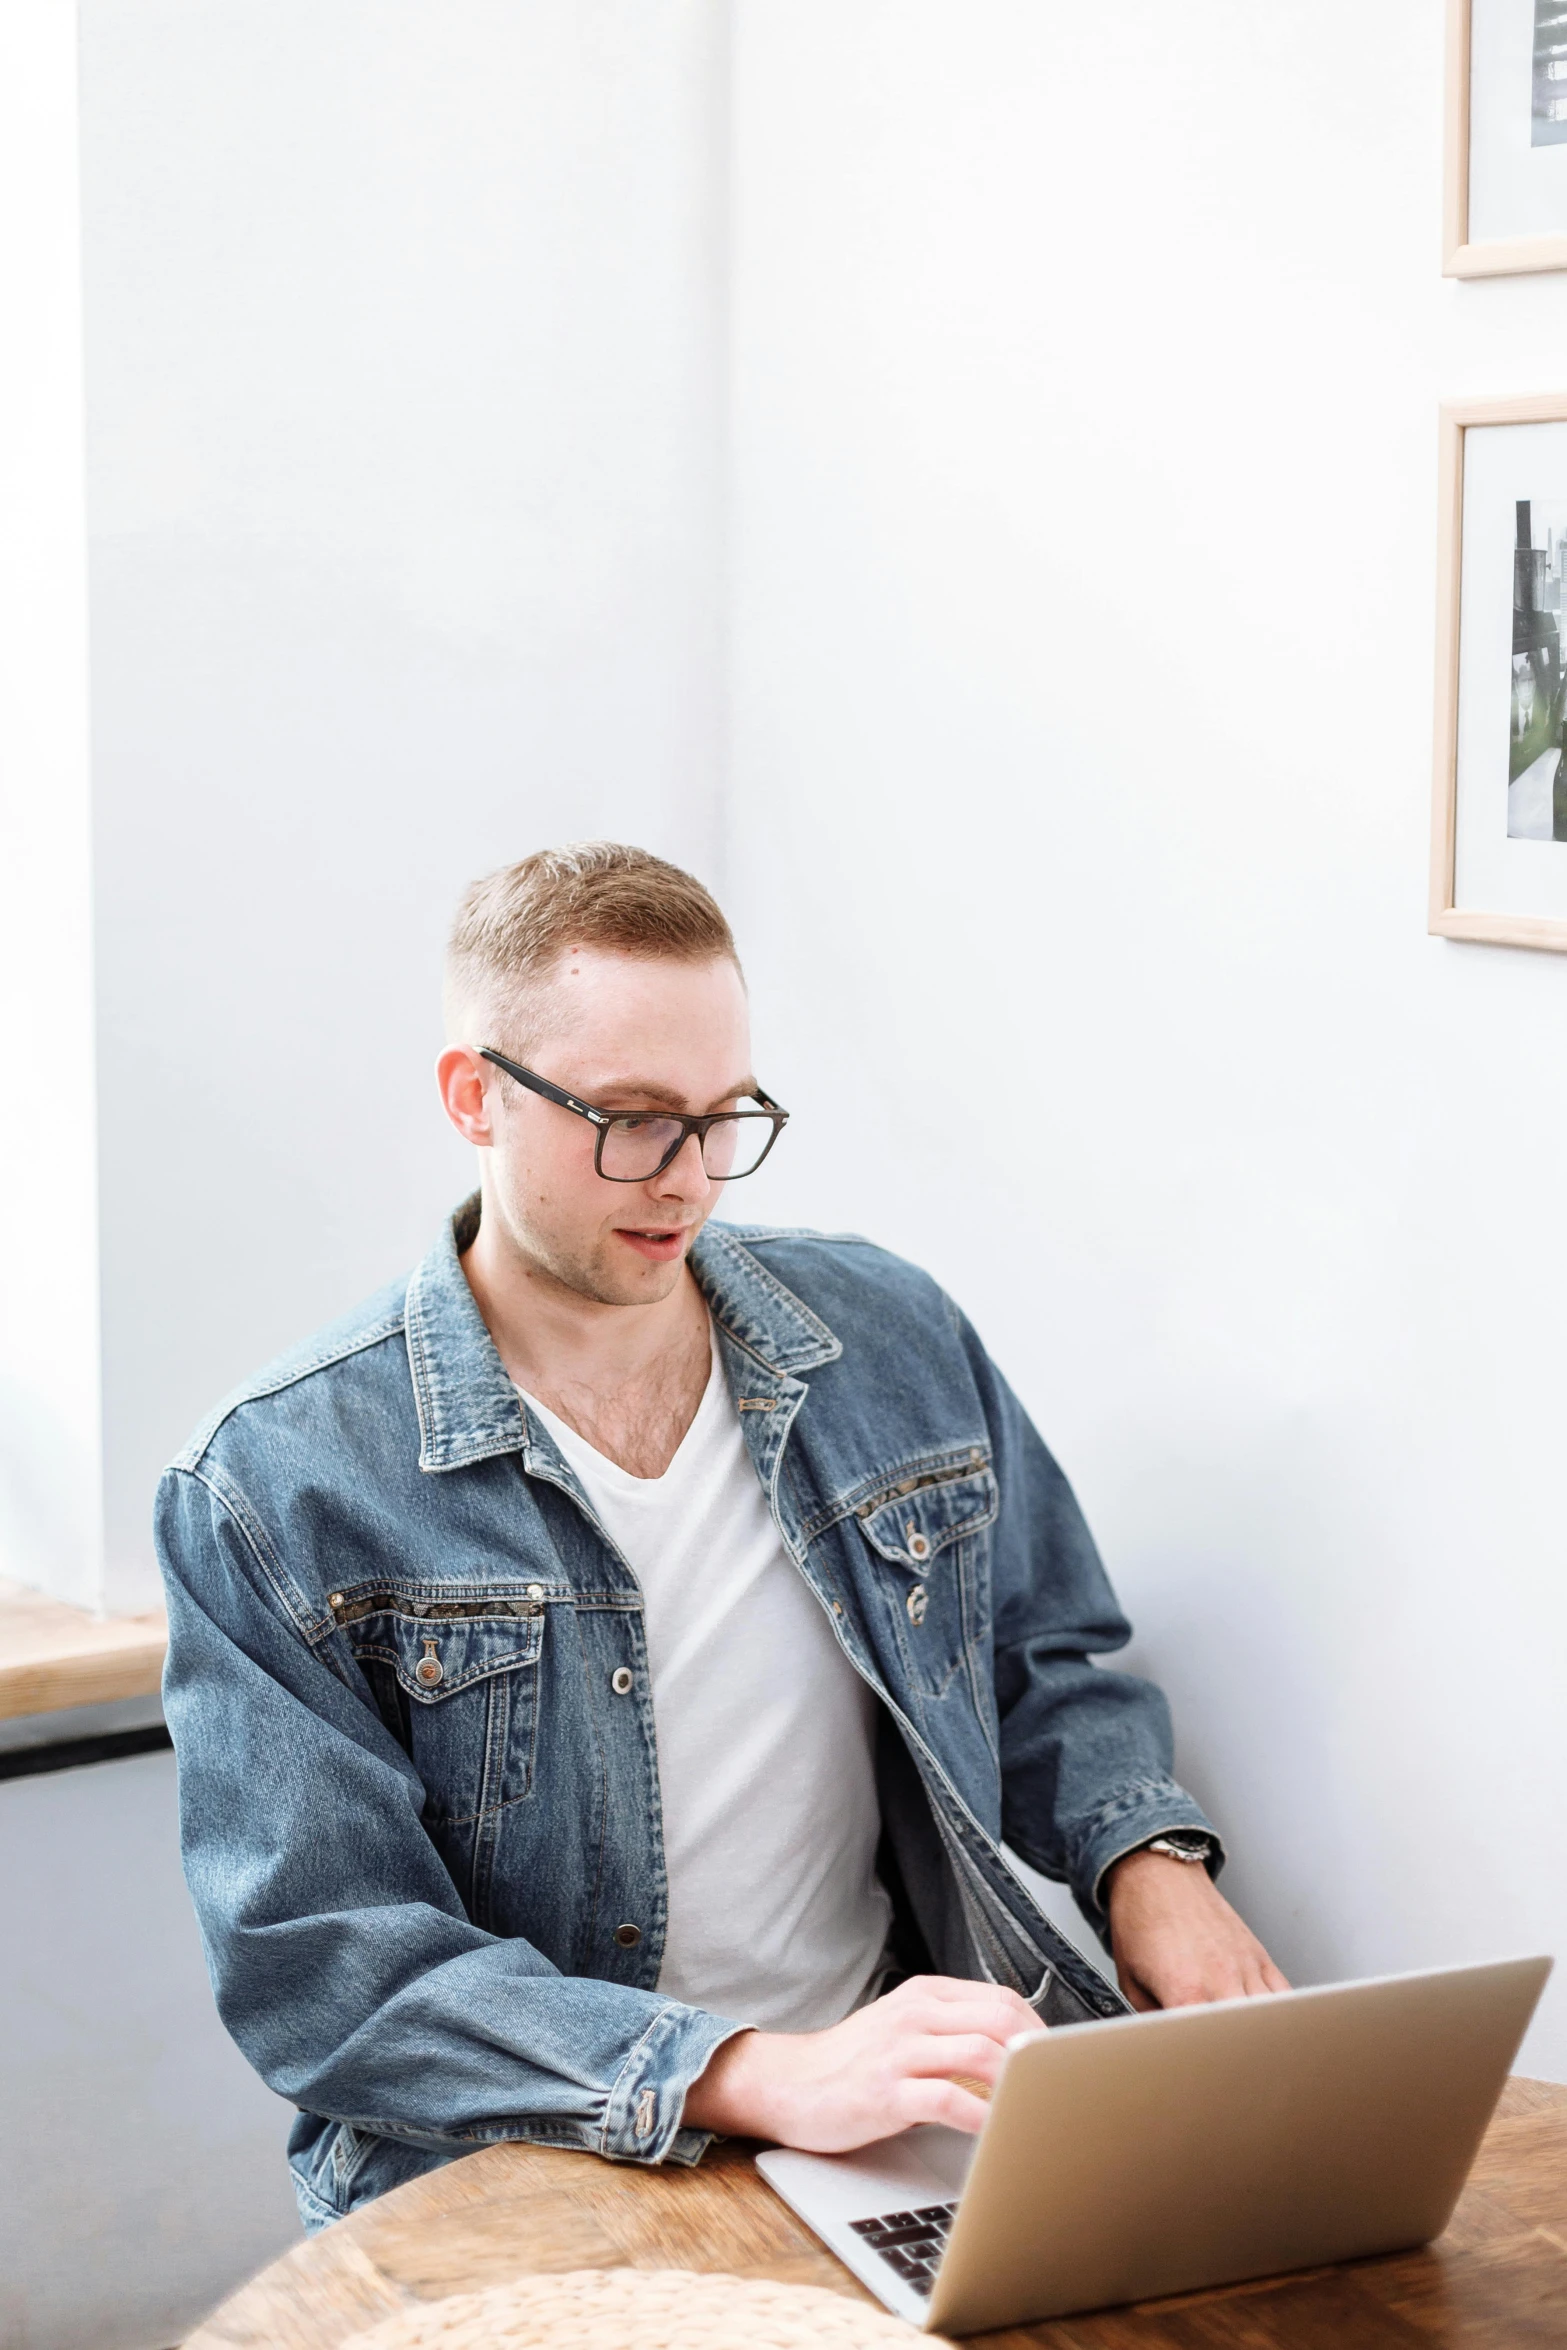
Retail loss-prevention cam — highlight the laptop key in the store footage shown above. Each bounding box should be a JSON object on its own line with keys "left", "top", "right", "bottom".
{"left": 913, "top": 2202, "right": 957, "bottom": 2229}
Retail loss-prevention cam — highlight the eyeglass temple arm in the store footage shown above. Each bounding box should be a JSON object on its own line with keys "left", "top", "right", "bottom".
{"left": 478, "top": 1049, "right": 611, "bottom": 1126}
{"left": 482, "top": 1048, "right": 785, "bottom": 1126}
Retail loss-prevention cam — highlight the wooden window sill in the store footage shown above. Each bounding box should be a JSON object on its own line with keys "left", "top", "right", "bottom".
{"left": 0, "top": 1576, "right": 167, "bottom": 1721}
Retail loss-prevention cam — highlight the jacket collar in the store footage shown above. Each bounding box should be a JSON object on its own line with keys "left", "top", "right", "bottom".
{"left": 689, "top": 1220, "right": 841, "bottom": 1377}
{"left": 404, "top": 1197, "right": 840, "bottom": 1474}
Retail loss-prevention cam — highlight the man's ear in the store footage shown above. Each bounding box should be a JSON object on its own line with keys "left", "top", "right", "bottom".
{"left": 436, "top": 1045, "right": 494, "bottom": 1147}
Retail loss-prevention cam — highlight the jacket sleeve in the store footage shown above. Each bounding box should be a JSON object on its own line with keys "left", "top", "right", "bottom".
{"left": 155, "top": 1463, "right": 744, "bottom": 2167}
{"left": 950, "top": 1306, "right": 1222, "bottom": 1927}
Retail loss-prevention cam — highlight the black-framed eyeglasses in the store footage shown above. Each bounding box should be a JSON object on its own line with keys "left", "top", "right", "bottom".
{"left": 479, "top": 1048, "right": 790, "bottom": 1182}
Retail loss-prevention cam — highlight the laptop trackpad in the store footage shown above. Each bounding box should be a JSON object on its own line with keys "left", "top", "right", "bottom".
{"left": 757, "top": 2122, "right": 977, "bottom": 2225}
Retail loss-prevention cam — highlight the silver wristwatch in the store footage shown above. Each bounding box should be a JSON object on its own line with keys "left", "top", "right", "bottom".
{"left": 1142, "top": 1830, "right": 1215, "bottom": 1865}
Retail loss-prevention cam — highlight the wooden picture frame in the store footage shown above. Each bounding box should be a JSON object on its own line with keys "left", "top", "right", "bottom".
{"left": 1431, "top": 393, "right": 1567, "bottom": 952}
{"left": 1445, "top": 0, "right": 1567, "bottom": 278}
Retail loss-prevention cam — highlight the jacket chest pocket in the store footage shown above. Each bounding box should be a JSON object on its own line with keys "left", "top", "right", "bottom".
{"left": 854, "top": 1457, "right": 997, "bottom": 1695}
{"left": 333, "top": 1588, "right": 547, "bottom": 1821}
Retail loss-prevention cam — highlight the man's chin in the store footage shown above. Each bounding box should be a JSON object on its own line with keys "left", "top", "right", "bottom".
{"left": 576, "top": 1234, "right": 694, "bottom": 1307}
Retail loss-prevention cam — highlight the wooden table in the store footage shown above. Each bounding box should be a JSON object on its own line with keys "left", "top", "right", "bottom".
{"left": 0, "top": 1575, "right": 164, "bottom": 1720}
{"left": 186, "top": 2079, "right": 1567, "bottom": 2349}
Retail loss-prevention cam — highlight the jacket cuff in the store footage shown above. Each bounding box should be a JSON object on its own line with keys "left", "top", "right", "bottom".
{"left": 600, "top": 1999, "right": 749, "bottom": 2166}
{"left": 1071, "top": 1774, "right": 1224, "bottom": 1928}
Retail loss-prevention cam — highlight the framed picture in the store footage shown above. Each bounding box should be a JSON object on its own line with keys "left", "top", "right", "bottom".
{"left": 1432, "top": 394, "right": 1567, "bottom": 952}
{"left": 1445, "top": 0, "right": 1567, "bottom": 276}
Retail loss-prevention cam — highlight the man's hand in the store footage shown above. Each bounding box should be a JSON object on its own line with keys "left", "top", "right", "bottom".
{"left": 682, "top": 1975, "right": 1042, "bottom": 2149}
{"left": 1106, "top": 1847, "right": 1289, "bottom": 2010}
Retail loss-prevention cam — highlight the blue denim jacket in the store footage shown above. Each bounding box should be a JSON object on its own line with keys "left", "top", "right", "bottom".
{"left": 156, "top": 1202, "right": 1219, "bottom": 2228}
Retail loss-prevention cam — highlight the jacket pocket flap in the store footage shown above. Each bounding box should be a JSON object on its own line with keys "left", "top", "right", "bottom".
{"left": 854, "top": 1460, "right": 998, "bottom": 1570}
{"left": 338, "top": 1594, "right": 546, "bottom": 1704}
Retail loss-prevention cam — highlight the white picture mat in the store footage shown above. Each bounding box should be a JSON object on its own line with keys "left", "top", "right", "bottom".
{"left": 1454, "top": 418, "right": 1567, "bottom": 917}
{"left": 1468, "top": 0, "right": 1567, "bottom": 241}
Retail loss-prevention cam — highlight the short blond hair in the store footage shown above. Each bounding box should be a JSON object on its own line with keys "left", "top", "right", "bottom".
{"left": 444, "top": 842, "right": 738, "bottom": 1043}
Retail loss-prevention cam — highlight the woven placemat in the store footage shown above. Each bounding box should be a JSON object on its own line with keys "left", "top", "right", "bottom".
{"left": 341, "top": 2266, "right": 948, "bottom": 2348}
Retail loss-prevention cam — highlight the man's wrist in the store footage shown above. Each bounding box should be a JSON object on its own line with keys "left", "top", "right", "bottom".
{"left": 1104, "top": 1831, "right": 1216, "bottom": 1902}
{"left": 682, "top": 2027, "right": 768, "bottom": 2137}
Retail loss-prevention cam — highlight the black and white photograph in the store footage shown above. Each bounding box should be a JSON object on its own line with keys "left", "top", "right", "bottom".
{"left": 1533, "top": 1, "right": 1567, "bottom": 144}
{"left": 1448, "top": 0, "right": 1567, "bottom": 273}
{"left": 1434, "top": 399, "right": 1567, "bottom": 947}
{"left": 1509, "top": 497, "right": 1567, "bottom": 837}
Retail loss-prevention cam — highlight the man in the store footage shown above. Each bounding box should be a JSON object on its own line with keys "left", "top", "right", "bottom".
{"left": 158, "top": 842, "right": 1284, "bottom": 2231}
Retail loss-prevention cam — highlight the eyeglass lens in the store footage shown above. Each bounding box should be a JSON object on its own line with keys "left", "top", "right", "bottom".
{"left": 599, "top": 1114, "right": 771, "bottom": 1181}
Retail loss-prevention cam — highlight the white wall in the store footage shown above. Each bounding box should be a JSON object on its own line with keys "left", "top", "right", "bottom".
{"left": 77, "top": 0, "right": 730, "bottom": 1609}
{"left": 726, "top": 0, "right": 1567, "bottom": 2078}
{"left": 0, "top": 0, "right": 104, "bottom": 1610}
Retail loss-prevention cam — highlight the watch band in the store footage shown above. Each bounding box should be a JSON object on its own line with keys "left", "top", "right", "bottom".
{"left": 1143, "top": 1831, "right": 1214, "bottom": 1865}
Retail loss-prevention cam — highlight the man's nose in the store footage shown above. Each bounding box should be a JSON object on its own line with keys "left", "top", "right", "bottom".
{"left": 650, "top": 1130, "right": 715, "bottom": 1199}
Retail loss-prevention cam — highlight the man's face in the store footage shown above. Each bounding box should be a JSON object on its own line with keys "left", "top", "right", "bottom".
{"left": 462, "top": 949, "right": 756, "bottom": 1308}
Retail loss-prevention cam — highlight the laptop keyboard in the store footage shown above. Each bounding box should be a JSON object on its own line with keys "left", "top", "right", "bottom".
{"left": 848, "top": 2201, "right": 957, "bottom": 2298}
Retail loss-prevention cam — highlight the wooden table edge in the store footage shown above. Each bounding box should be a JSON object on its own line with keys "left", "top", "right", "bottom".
{"left": 0, "top": 1577, "right": 167, "bottom": 1719}
{"left": 182, "top": 2075, "right": 1567, "bottom": 2350}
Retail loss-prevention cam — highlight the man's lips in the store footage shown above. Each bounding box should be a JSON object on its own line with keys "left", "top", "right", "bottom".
{"left": 615, "top": 1227, "right": 692, "bottom": 1263}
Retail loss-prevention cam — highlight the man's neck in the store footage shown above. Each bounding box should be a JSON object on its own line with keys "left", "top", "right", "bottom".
{"left": 460, "top": 1205, "right": 713, "bottom": 1478}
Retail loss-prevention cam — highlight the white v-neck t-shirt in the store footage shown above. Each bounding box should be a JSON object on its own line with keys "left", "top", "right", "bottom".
{"left": 518, "top": 1325, "right": 891, "bottom": 2031}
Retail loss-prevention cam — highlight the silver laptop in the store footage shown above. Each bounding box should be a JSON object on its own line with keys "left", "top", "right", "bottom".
{"left": 756, "top": 1953, "right": 1552, "bottom": 2336}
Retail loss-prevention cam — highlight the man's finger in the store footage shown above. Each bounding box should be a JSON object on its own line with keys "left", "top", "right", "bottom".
{"left": 912, "top": 1979, "right": 1040, "bottom": 2031}
{"left": 901, "top": 2030, "right": 1011, "bottom": 2084}
{"left": 914, "top": 1974, "right": 1039, "bottom": 2012}
{"left": 900, "top": 1993, "right": 1040, "bottom": 2046}
{"left": 894, "top": 2077, "right": 992, "bottom": 2135}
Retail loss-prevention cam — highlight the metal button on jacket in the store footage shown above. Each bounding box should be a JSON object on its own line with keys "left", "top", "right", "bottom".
{"left": 610, "top": 1666, "right": 634, "bottom": 1695}
{"left": 613, "top": 1922, "right": 642, "bottom": 1948}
